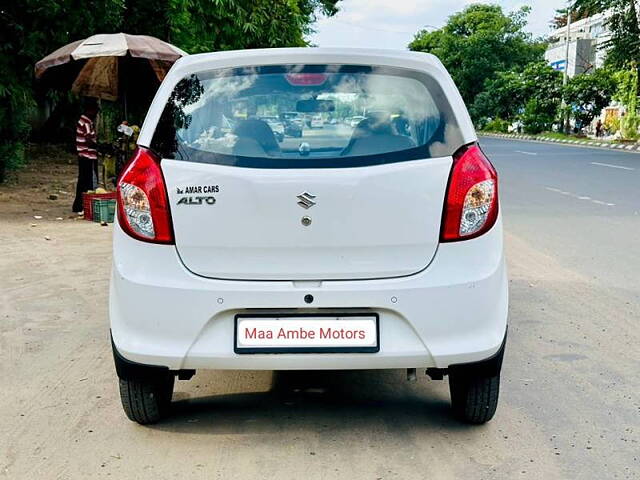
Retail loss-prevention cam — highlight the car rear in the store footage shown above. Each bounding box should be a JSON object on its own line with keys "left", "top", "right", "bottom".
{"left": 109, "top": 48, "right": 508, "bottom": 425}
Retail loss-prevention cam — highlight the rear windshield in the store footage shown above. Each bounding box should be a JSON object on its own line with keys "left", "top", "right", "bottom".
{"left": 151, "top": 64, "right": 464, "bottom": 168}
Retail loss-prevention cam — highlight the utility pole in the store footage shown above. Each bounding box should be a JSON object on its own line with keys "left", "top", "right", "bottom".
{"left": 562, "top": 7, "right": 572, "bottom": 134}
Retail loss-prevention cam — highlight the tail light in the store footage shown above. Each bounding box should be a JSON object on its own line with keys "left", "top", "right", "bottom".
{"left": 117, "top": 147, "right": 174, "bottom": 244}
{"left": 441, "top": 144, "right": 498, "bottom": 242}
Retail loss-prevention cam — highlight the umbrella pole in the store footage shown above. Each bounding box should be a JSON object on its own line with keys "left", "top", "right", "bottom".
{"left": 98, "top": 98, "right": 103, "bottom": 188}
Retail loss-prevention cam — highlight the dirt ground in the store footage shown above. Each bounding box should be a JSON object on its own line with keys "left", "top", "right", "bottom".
{"left": 1, "top": 145, "right": 638, "bottom": 479}
{"left": 0, "top": 145, "right": 87, "bottom": 220}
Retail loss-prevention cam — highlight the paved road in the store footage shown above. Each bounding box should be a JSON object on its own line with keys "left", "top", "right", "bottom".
{"left": 1, "top": 138, "right": 638, "bottom": 479}
{"left": 481, "top": 136, "right": 640, "bottom": 302}
{"left": 480, "top": 137, "right": 640, "bottom": 478}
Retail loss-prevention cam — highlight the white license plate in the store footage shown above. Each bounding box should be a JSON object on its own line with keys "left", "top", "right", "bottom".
{"left": 234, "top": 313, "right": 379, "bottom": 353}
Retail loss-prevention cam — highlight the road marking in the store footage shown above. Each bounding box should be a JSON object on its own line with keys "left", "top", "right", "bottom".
{"left": 545, "top": 187, "right": 615, "bottom": 207}
{"left": 515, "top": 150, "right": 538, "bottom": 156}
{"left": 591, "top": 162, "right": 635, "bottom": 171}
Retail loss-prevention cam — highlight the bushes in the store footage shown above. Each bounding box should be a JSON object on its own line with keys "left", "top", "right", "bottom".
{"left": 0, "top": 84, "right": 35, "bottom": 183}
{"left": 483, "top": 118, "right": 510, "bottom": 133}
{"left": 621, "top": 113, "right": 640, "bottom": 140}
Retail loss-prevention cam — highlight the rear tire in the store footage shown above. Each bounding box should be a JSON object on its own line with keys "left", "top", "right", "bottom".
{"left": 118, "top": 374, "right": 174, "bottom": 425}
{"left": 449, "top": 373, "right": 500, "bottom": 424}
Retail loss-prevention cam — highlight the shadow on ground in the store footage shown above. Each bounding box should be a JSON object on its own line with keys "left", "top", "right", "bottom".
{"left": 150, "top": 369, "right": 468, "bottom": 435}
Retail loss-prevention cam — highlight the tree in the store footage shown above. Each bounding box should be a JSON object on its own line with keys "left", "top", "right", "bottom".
{"left": 470, "top": 70, "right": 525, "bottom": 122}
{"left": 471, "top": 62, "right": 563, "bottom": 133}
{"left": 519, "top": 63, "right": 564, "bottom": 134}
{"left": 519, "top": 62, "right": 563, "bottom": 133}
{"left": 408, "top": 4, "right": 545, "bottom": 105}
{"left": 564, "top": 69, "right": 616, "bottom": 129}
{"left": 551, "top": 6, "right": 595, "bottom": 29}
{"left": 123, "top": 0, "right": 340, "bottom": 53}
{"left": 0, "top": 0, "right": 122, "bottom": 182}
{"left": 0, "top": 0, "right": 340, "bottom": 182}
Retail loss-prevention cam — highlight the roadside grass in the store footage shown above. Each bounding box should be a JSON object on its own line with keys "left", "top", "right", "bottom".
{"left": 479, "top": 130, "right": 638, "bottom": 145}
{"left": 537, "top": 131, "right": 587, "bottom": 141}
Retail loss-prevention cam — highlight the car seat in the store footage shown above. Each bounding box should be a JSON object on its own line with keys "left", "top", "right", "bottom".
{"left": 232, "top": 119, "right": 281, "bottom": 157}
{"left": 341, "top": 116, "right": 415, "bottom": 157}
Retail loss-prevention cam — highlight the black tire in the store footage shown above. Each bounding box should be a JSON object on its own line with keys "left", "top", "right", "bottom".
{"left": 118, "top": 374, "right": 174, "bottom": 425}
{"left": 449, "top": 373, "right": 500, "bottom": 424}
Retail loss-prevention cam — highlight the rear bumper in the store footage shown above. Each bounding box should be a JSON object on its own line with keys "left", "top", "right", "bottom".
{"left": 110, "top": 217, "right": 508, "bottom": 371}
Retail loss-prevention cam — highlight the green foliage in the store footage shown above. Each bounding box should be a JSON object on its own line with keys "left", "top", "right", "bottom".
{"left": 613, "top": 64, "right": 638, "bottom": 113}
{"left": 473, "top": 62, "right": 563, "bottom": 131}
{"left": 0, "top": 0, "right": 122, "bottom": 182}
{"left": 521, "top": 99, "right": 556, "bottom": 134}
{"left": 409, "top": 4, "right": 545, "bottom": 105}
{"left": 612, "top": 64, "right": 640, "bottom": 138}
{"left": 0, "top": 0, "right": 340, "bottom": 182}
{"left": 519, "top": 62, "right": 564, "bottom": 102}
{"left": 519, "top": 63, "right": 563, "bottom": 133}
{"left": 470, "top": 70, "right": 524, "bottom": 121}
{"left": 621, "top": 112, "right": 640, "bottom": 139}
{"left": 564, "top": 68, "right": 617, "bottom": 128}
{"left": 124, "top": 0, "right": 339, "bottom": 53}
{"left": 551, "top": 6, "right": 596, "bottom": 29}
{"left": 0, "top": 83, "right": 35, "bottom": 180}
{"left": 483, "top": 118, "right": 510, "bottom": 133}
{"left": 165, "top": 0, "right": 318, "bottom": 52}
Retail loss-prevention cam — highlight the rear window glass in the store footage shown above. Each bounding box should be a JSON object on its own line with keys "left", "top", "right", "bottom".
{"left": 151, "top": 65, "right": 464, "bottom": 168}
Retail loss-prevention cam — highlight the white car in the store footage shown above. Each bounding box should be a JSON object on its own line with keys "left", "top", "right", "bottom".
{"left": 310, "top": 114, "right": 324, "bottom": 128}
{"left": 111, "top": 48, "right": 508, "bottom": 425}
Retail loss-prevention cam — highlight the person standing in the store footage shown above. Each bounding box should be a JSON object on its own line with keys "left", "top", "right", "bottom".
{"left": 595, "top": 119, "right": 603, "bottom": 138}
{"left": 72, "top": 100, "right": 99, "bottom": 213}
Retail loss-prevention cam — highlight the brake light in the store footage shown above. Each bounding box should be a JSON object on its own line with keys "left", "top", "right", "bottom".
{"left": 285, "top": 73, "right": 328, "bottom": 86}
{"left": 441, "top": 144, "right": 498, "bottom": 242}
{"left": 117, "top": 147, "right": 174, "bottom": 244}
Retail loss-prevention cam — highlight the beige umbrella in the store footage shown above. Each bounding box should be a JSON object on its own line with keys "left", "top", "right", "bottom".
{"left": 35, "top": 33, "right": 187, "bottom": 101}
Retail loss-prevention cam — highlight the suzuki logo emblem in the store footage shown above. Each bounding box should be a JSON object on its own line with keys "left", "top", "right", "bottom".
{"left": 297, "top": 192, "right": 316, "bottom": 209}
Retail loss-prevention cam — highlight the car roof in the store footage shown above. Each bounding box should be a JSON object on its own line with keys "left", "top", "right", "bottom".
{"left": 173, "top": 47, "right": 445, "bottom": 72}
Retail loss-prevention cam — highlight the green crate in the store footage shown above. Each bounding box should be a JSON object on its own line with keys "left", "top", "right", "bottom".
{"left": 92, "top": 198, "right": 116, "bottom": 223}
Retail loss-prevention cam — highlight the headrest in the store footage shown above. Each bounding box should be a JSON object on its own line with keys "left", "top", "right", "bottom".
{"left": 233, "top": 119, "right": 280, "bottom": 154}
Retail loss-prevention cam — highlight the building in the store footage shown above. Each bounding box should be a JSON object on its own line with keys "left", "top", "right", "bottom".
{"left": 544, "top": 11, "right": 610, "bottom": 78}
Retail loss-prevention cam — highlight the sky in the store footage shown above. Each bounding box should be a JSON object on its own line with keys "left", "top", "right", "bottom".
{"left": 308, "top": 0, "right": 562, "bottom": 50}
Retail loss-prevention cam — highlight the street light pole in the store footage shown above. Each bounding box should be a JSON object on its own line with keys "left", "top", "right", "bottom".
{"left": 563, "top": 7, "right": 572, "bottom": 133}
